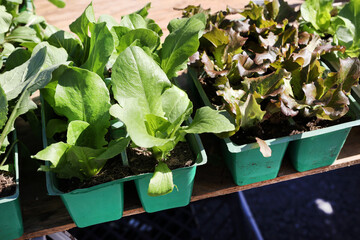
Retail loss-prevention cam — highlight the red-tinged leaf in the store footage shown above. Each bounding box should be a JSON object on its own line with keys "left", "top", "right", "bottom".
{"left": 303, "top": 83, "right": 317, "bottom": 105}
{"left": 259, "top": 32, "right": 278, "bottom": 47}
{"left": 233, "top": 19, "right": 250, "bottom": 33}
{"left": 201, "top": 52, "right": 228, "bottom": 78}
{"left": 255, "top": 137, "right": 272, "bottom": 157}
{"left": 254, "top": 47, "right": 279, "bottom": 65}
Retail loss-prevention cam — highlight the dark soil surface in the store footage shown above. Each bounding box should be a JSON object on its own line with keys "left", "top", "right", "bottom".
{"left": 127, "top": 141, "right": 194, "bottom": 174}
{"left": 230, "top": 114, "right": 352, "bottom": 146}
{"left": 0, "top": 171, "right": 16, "bottom": 198}
{"left": 58, "top": 141, "right": 194, "bottom": 193}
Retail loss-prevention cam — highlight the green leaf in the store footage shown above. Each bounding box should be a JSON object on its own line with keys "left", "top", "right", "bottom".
{"left": 95, "top": 137, "right": 130, "bottom": 160}
{"left": 117, "top": 28, "right": 160, "bottom": 53}
{"left": 110, "top": 104, "right": 171, "bottom": 148}
{"left": 183, "top": 106, "right": 235, "bottom": 134}
{"left": 52, "top": 66, "right": 111, "bottom": 148}
{"left": 0, "top": 47, "right": 46, "bottom": 101}
{"left": 111, "top": 46, "right": 171, "bottom": 116}
{"left": 0, "top": 85, "right": 7, "bottom": 130}
{"left": 145, "top": 114, "right": 172, "bottom": 138}
{"left": 66, "top": 120, "right": 90, "bottom": 146}
{"left": 32, "top": 42, "right": 68, "bottom": 68}
{"left": 0, "top": 6, "right": 12, "bottom": 34}
{"left": 148, "top": 161, "right": 174, "bottom": 196}
{"left": 69, "top": 3, "right": 95, "bottom": 43}
{"left": 81, "top": 22, "right": 114, "bottom": 77}
{"left": 120, "top": 13, "right": 147, "bottom": 29}
{"left": 135, "top": 3, "right": 151, "bottom": 18}
{"left": 336, "top": 0, "right": 360, "bottom": 57}
{"left": 161, "top": 85, "right": 192, "bottom": 125}
{"left": 5, "top": 47, "right": 31, "bottom": 71}
{"left": 14, "top": 11, "right": 45, "bottom": 25}
{"left": 34, "top": 142, "right": 107, "bottom": 180}
{"left": 160, "top": 15, "right": 205, "bottom": 79}
{"left": 46, "top": 119, "right": 68, "bottom": 139}
{"left": 300, "top": 0, "right": 333, "bottom": 33}
{"left": 48, "top": 0, "right": 66, "bottom": 8}
{"left": 5, "top": 26, "right": 40, "bottom": 43}
{"left": 240, "top": 94, "right": 266, "bottom": 129}
{"left": 47, "top": 30, "right": 83, "bottom": 65}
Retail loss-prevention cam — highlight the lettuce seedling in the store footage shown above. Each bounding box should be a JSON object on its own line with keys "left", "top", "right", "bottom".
{"left": 0, "top": 45, "right": 67, "bottom": 171}
{"left": 33, "top": 64, "right": 130, "bottom": 180}
{"left": 110, "top": 46, "right": 235, "bottom": 196}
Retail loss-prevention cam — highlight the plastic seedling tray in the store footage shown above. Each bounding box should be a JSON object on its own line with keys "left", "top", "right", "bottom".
{"left": 0, "top": 133, "right": 23, "bottom": 240}
{"left": 187, "top": 67, "right": 360, "bottom": 184}
{"left": 131, "top": 133, "right": 207, "bottom": 213}
{"left": 41, "top": 100, "right": 142, "bottom": 228}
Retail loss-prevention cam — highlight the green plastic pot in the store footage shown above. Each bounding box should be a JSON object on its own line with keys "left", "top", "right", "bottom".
{"left": 132, "top": 133, "right": 207, "bottom": 213}
{"left": 41, "top": 101, "right": 139, "bottom": 228}
{"left": 287, "top": 99, "right": 360, "bottom": 172}
{"left": 0, "top": 134, "right": 23, "bottom": 240}
{"left": 187, "top": 68, "right": 290, "bottom": 185}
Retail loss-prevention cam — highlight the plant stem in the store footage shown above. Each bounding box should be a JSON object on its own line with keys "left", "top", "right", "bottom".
{"left": 0, "top": 139, "right": 18, "bottom": 167}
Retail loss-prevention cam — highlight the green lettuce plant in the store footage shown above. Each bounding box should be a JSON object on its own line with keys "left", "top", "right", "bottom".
{"left": 0, "top": 44, "right": 67, "bottom": 172}
{"left": 32, "top": 4, "right": 234, "bottom": 197}
{"left": 110, "top": 46, "right": 234, "bottom": 196}
{"left": 300, "top": 0, "right": 360, "bottom": 58}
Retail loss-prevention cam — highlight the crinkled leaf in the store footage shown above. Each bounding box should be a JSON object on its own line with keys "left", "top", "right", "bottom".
{"left": 243, "top": 68, "right": 289, "bottom": 97}
{"left": 135, "top": 3, "right": 151, "bottom": 18}
{"left": 161, "top": 14, "right": 205, "bottom": 79}
{"left": 148, "top": 161, "right": 174, "bottom": 196}
{"left": 255, "top": 137, "right": 272, "bottom": 157}
{"left": 240, "top": 94, "right": 266, "bottom": 129}
{"left": 301, "top": 0, "right": 333, "bottom": 33}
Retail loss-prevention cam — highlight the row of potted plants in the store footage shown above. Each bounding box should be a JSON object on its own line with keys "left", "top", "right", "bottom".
{"left": 1, "top": 0, "right": 360, "bottom": 237}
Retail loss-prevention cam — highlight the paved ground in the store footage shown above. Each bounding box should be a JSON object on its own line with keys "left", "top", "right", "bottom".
{"left": 244, "top": 164, "right": 360, "bottom": 240}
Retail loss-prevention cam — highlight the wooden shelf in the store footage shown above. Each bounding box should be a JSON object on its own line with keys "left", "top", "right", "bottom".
{"left": 17, "top": 124, "right": 360, "bottom": 239}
